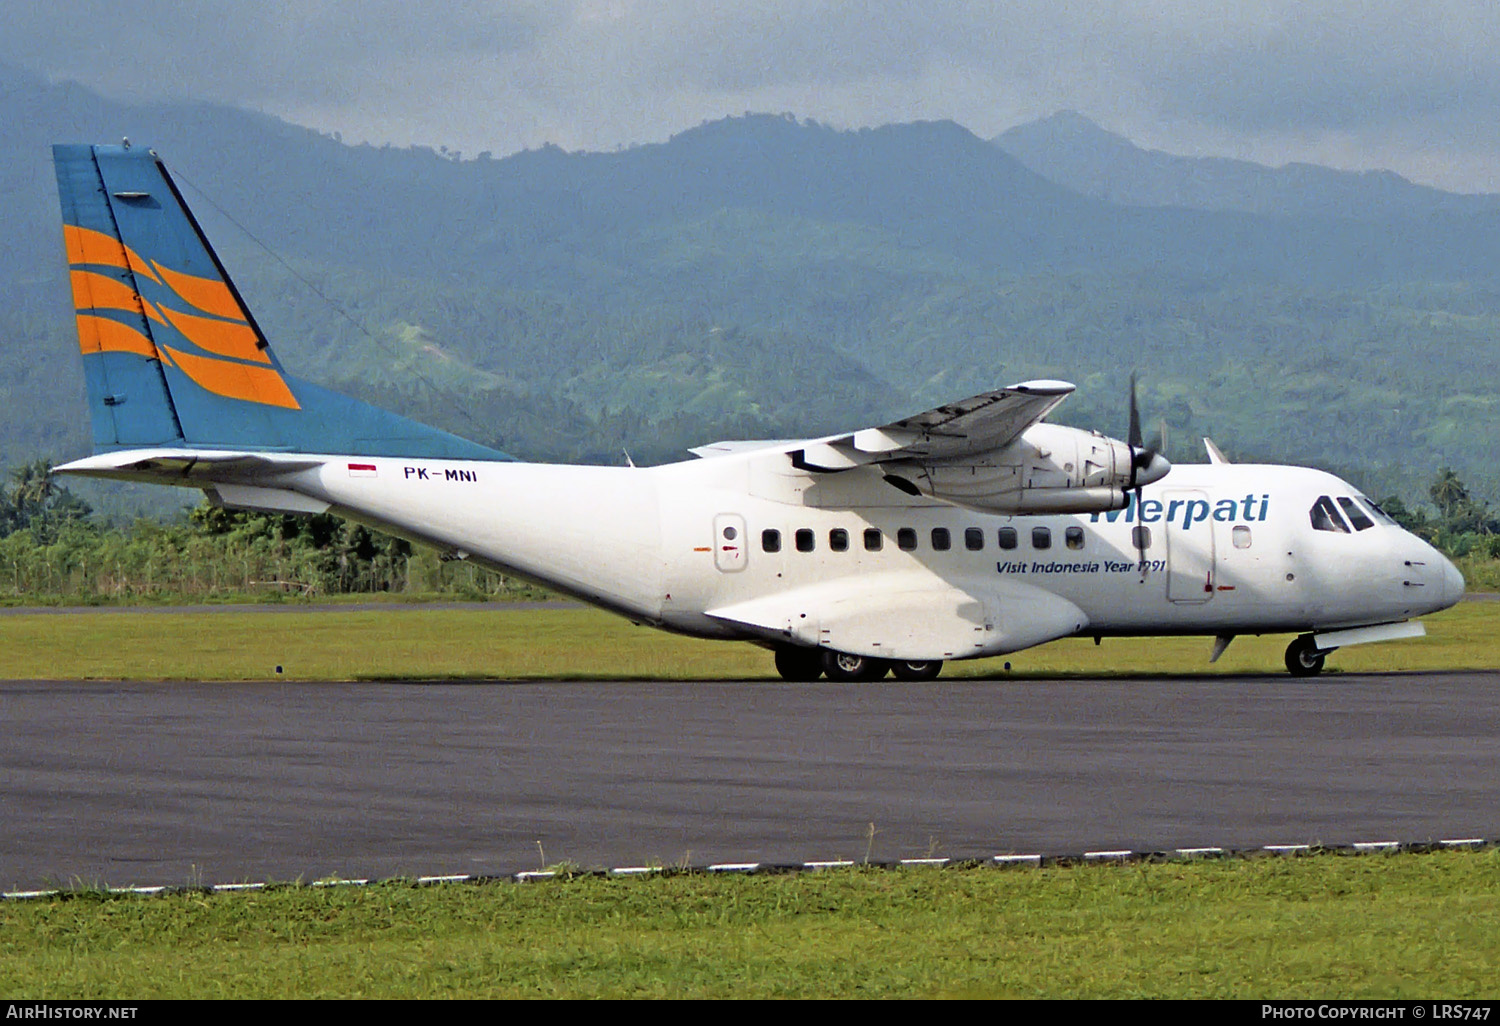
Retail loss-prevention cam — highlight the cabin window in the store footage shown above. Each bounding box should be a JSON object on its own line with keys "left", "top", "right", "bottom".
{"left": 864, "top": 528, "right": 883, "bottom": 551}
{"left": 1032, "top": 527, "right": 1051, "bottom": 550}
{"left": 829, "top": 528, "right": 849, "bottom": 552}
{"left": 998, "top": 527, "right": 1018, "bottom": 550}
{"left": 1310, "top": 496, "right": 1351, "bottom": 533}
{"left": 897, "top": 527, "right": 918, "bottom": 551}
{"left": 1065, "top": 526, "right": 1085, "bottom": 550}
{"left": 761, "top": 529, "right": 781, "bottom": 553}
{"left": 1132, "top": 526, "right": 1152, "bottom": 551}
{"left": 931, "top": 527, "right": 951, "bottom": 551}
{"left": 796, "top": 528, "right": 816, "bottom": 552}
{"left": 965, "top": 527, "right": 984, "bottom": 551}
{"left": 1232, "top": 525, "right": 1252, "bottom": 549}
{"left": 1337, "top": 497, "right": 1375, "bottom": 531}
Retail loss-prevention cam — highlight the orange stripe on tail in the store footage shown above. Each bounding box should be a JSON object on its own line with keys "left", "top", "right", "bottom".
{"left": 161, "top": 344, "right": 299, "bottom": 409}
{"left": 63, "top": 225, "right": 161, "bottom": 284}
{"left": 75, "top": 314, "right": 161, "bottom": 360}
{"left": 70, "top": 270, "right": 142, "bottom": 316}
{"left": 151, "top": 260, "right": 246, "bottom": 321}
{"left": 158, "top": 304, "right": 269, "bottom": 364}
{"left": 69, "top": 270, "right": 168, "bottom": 326}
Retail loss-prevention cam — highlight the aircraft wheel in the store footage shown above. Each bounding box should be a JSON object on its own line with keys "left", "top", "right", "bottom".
{"left": 1284, "top": 635, "right": 1328, "bottom": 677}
{"left": 822, "top": 651, "right": 890, "bottom": 682}
{"left": 891, "top": 660, "right": 943, "bottom": 681}
{"left": 774, "top": 647, "right": 824, "bottom": 682}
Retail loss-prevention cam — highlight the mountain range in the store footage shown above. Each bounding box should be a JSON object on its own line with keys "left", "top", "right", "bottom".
{"left": 2, "top": 62, "right": 1497, "bottom": 513}
{"left": 994, "top": 110, "right": 1500, "bottom": 220}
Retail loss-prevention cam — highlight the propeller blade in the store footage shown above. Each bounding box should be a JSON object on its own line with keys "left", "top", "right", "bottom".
{"left": 1126, "top": 373, "right": 1151, "bottom": 575}
{"left": 1128, "top": 372, "right": 1142, "bottom": 450}
{"left": 1134, "top": 483, "right": 1147, "bottom": 574}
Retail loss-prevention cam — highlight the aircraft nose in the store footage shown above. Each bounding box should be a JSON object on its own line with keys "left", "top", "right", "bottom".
{"left": 1441, "top": 556, "right": 1466, "bottom": 608}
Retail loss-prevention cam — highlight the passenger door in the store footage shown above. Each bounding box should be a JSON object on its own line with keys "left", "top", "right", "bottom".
{"left": 1163, "top": 489, "right": 1214, "bottom": 603}
{"left": 713, "top": 513, "right": 748, "bottom": 572}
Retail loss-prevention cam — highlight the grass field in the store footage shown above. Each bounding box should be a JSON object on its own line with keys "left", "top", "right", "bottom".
{"left": 3, "top": 601, "right": 1496, "bottom": 998}
{"left": 0, "top": 599, "right": 1494, "bottom": 681}
{"left": 3, "top": 850, "right": 1498, "bottom": 998}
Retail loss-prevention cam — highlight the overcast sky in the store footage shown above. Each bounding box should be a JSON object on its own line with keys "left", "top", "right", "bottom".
{"left": 5, "top": 1, "right": 1499, "bottom": 192}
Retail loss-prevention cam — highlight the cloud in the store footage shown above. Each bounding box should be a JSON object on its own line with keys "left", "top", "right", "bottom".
{"left": 1126, "top": 2, "right": 1500, "bottom": 132}
{"left": 0, "top": 1, "right": 557, "bottom": 104}
{"left": 6, "top": 1, "right": 1500, "bottom": 191}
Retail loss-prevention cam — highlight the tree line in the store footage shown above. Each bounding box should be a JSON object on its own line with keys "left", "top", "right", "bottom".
{"left": 0, "top": 460, "right": 538, "bottom": 604}
{"left": 1378, "top": 468, "right": 1500, "bottom": 559}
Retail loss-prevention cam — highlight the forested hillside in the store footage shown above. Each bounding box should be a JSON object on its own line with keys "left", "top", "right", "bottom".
{"left": 3, "top": 63, "right": 1498, "bottom": 515}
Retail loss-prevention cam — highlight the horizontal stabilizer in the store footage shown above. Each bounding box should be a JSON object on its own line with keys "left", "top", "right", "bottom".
{"left": 55, "top": 448, "right": 324, "bottom": 486}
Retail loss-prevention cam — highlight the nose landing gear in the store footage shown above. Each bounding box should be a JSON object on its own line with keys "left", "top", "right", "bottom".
{"left": 1285, "top": 634, "right": 1332, "bottom": 676}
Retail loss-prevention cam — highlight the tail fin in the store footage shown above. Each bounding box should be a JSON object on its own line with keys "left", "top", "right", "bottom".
{"left": 52, "top": 143, "right": 508, "bottom": 461}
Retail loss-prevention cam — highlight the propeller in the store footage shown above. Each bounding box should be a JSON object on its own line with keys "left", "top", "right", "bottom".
{"left": 1125, "top": 373, "right": 1169, "bottom": 574}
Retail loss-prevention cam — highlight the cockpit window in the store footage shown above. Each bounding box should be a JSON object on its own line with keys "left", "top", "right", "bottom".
{"left": 1310, "top": 495, "right": 1351, "bottom": 533}
{"left": 1356, "top": 496, "right": 1399, "bottom": 526}
{"left": 1337, "top": 497, "right": 1375, "bottom": 531}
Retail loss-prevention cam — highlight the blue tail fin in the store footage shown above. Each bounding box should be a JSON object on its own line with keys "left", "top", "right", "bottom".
{"left": 52, "top": 143, "right": 510, "bottom": 461}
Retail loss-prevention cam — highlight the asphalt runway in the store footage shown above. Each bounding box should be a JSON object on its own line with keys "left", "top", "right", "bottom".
{"left": 2, "top": 673, "right": 1498, "bottom": 891}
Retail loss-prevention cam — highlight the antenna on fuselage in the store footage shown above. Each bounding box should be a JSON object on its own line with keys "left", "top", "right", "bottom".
{"left": 1203, "top": 437, "right": 1230, "bottom": 464}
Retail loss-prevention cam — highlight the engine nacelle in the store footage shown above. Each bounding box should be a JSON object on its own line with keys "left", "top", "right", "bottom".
{"left": 882, "top": 423, "right": 1164, "bottom": 515}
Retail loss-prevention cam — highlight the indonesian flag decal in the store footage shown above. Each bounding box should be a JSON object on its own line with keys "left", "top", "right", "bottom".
{"left": 348, "top": 462, "right": 378, "bottom": 478}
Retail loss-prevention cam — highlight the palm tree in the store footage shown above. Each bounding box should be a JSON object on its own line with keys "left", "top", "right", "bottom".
{"left": 8, "top": 459, "right": 55, "bottom": 513}
{"left": 1429, "top": 467, "right": 1470, "bottom": 520}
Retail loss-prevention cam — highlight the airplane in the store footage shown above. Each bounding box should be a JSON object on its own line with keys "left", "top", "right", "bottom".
{"left": 49, "top": 142, "right": 1465, "bottom": 680}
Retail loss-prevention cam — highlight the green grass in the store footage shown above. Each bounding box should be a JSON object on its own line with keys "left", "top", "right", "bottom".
{"left": 0, "top": 600, "right": 1493, "bottom": 681}
{"left": 3, "top": 850, "right": 1498, "bottom": 998}
{"left": 2, "top": 604, "right": 1497, "bottom": 997}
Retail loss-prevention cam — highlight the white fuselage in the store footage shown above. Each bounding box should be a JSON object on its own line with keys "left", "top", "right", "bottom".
{"left": 222, "top": 448, "right": 1463, "bottom": 662}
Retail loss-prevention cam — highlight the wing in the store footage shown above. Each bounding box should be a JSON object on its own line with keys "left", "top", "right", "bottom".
{"left": 686, "top": 379, "right": 1167, "bottom": 516}
{"left": 792, "top": 380, "right": 1075, "bottom": 471}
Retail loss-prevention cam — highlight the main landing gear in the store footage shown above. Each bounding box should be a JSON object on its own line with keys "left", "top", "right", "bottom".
{"left": 772, "top": 647, "right": 944, "bottom": 682}
{"left": 773, "top": 647, "right": 824, "bottom": 682}
{"left": 890, "top": 659, "right": 943, "bottom": 681}
{"left": 1284, "top": 634, "right": 1332, "bottom": 677}
{"left": 823, "top": 651, "right": 890, "bottom": 682}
